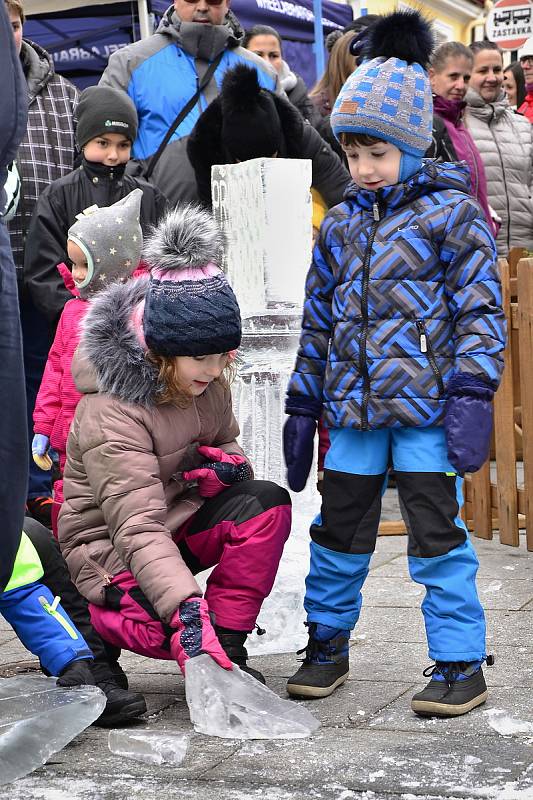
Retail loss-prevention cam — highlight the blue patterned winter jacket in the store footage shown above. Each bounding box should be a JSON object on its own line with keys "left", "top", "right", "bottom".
{"left": 287, "top": 161, "right": 506, "bottom": 431}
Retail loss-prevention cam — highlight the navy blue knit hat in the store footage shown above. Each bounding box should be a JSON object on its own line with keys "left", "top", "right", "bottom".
{"left": 141, "top": 206, "right": 241, "bottom": 357}
{"left": 331, "top": 10, "right": 434, "bottom": 176}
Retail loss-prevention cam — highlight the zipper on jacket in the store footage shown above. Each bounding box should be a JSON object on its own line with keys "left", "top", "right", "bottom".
{"left": 415, "top": 320, "right": 445, "bottom": 397}
{"left": 38, "top": 595, "right": 79, "bottom": 640}
{"left": 487, "top": 108, "right": 511, "bottom": 252}
{"left": 359, "top": 201, "right": 381, "bottom": 430}
{"left": 81, "top": 544, "right": 113, "bottom": 585}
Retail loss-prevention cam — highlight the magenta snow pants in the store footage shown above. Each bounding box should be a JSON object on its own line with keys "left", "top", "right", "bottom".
{"left": 88, "top": 480, "right": 291, "bottom": 660}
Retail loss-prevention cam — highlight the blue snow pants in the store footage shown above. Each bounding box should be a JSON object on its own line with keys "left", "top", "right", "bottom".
{"left": 305, "top": 426, "right": 486, "bottom": 662}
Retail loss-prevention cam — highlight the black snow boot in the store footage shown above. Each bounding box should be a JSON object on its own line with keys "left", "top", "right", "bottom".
{"left": 90, "top": 663, "right": 147, "bottom": 727}
{"left": 215, "top": 628, "right": 266, "bottom": 684}
{"left": 286, "top": 623, "right": 350, "bottom": 699}
{"left": 56, "top": 658, "right": 96, "bottom": 687}
{"left": 411, "top": 658, "right": 492, "bottom": 717}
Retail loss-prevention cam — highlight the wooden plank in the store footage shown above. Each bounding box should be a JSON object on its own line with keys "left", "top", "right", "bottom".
{"left": 378, "top": 520, "right": 407, "bottom": 535}
{"left": 508, "top": 247, "right": 528, "bottom": 276}
{"left": 517, "top": 257, "right": 533, "bottom": 552}
{"left": 494, "top": 259, "right": 519, "bottom": 546}
{"left": 469, "top": 459, "right": 493, "bottom": 539}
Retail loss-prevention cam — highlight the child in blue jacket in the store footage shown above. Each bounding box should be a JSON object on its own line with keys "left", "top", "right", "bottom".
{"left": 283, "top": 10, "right": 506, "bottom": 717}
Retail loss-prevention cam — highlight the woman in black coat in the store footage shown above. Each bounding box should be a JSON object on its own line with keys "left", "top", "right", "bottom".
{"left": 187, "top": 64, "right": 350, "bottom": 210}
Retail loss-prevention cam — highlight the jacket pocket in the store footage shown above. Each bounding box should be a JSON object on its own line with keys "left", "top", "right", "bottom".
{"left": 81, "top": 543, "right": 114, "bottom": 586}
{"left": 415, "top": 320, "right": 445, "bottom": 398}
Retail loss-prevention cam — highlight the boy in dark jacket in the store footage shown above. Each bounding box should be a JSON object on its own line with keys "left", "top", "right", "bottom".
{"left": 283, "top": 11, "right": 506, "bottom": 717}
{"left": 24, "top": 85, "right": 167, "bottom": 327}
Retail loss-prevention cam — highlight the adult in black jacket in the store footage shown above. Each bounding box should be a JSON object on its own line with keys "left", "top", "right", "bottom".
{"left": 243, "top": 25, "right": 319, "bottom": 126}
{"left": 187, "top": 64, "right": 351, "bottom": 209}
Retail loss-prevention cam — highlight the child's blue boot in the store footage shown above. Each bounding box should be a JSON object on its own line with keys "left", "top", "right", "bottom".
{"left": 286, "top": 623, "right": 350, "bottom": 699}
{"left": 411, "top": 657, "right": 492, "bottom": 717}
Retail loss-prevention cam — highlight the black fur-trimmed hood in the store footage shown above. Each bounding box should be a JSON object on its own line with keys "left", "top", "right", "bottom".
{"left": 76, "top": 277, "right": 162, "bottom": 408}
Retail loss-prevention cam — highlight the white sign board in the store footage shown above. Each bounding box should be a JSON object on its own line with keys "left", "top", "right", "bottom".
{"left": 486, "top": 0, "right": 533, "bottom": 50}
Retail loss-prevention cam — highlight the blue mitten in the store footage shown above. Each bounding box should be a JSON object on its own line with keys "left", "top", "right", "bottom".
{"left": 444, "top": 373, "right": 494, "bottom": 475}
{"left": 283, "top": 396, "right": 322, "bottom": 492}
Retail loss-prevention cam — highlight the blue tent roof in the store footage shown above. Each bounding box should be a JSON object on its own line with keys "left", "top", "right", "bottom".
{"left": 25, "top": 1, "right": 352, "bottom": 89}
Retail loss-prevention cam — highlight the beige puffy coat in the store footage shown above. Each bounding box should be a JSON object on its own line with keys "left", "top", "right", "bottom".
{"left": 465, "top": 89, "right": 533, "bottom": 256}
{"left": 58, "top": 279, "right": 247, "bottom": 624}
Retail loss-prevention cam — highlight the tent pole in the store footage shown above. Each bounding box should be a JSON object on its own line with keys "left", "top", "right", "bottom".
{"left": 138, "top": 0, "right": 151, "bottom": 39}
{"left": 313, "top": 0, "right": 325, "bottom": 79}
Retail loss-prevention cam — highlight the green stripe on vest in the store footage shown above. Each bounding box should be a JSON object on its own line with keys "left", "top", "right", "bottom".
{"left": 3, "top": 531, "right": 44, "bottom": 592}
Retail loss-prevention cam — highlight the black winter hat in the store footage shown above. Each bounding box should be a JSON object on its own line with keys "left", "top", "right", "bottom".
{"left": 220, "top": 64, "right": 284, "bottom": 162}
{"left": 76, "top": 86, "right": 138, "bottom": 149}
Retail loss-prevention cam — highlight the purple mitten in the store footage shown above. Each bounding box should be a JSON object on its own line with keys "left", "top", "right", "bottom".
{"left": 283, "top": 415, "right": 317, "bottom": 492}
{"left": 444, "top": 374, "right": 494, "bottom": 475}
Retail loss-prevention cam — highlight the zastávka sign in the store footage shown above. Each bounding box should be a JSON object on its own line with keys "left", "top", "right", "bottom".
{"left": 486, "top": 0, "right": 533, "bottom": 50}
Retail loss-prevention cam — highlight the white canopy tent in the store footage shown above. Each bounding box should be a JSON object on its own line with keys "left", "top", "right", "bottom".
{"left": 24, "top": 0, "right": 152, "bottom": 38}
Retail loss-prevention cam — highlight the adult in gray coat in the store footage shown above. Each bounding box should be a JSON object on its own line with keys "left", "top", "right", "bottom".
{"left": 99, "top": 0, "right": 280, "bottom": 205}
{"left": 465, "top": 40, "right": 533, "bottom": 256}
{"left": 0, "top": 0, "right": 28, "bottom": 590}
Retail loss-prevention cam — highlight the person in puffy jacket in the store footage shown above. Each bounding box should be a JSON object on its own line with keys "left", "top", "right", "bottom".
{"left": 465, "top": 40, "right": 533, "bottom": 256}
{"left": 58, "top": 205, "right": 292, "bottom": 685}
{"left": 426, "top": 41, "right": 496, "bottom": 235}
{"left": 187, "top": 63, "right": 350, "bottom": 210}
{"left": 517, "top": 37, "right": 533, "bottom": 120}
{"left": 32, "top": 190, "right": 143, "bottom": 537}
{"left": 283, "top": 11, "right": 506, "bottom": 717}
{"left": 24, "top": 85, "right": 167, "bottom": 328}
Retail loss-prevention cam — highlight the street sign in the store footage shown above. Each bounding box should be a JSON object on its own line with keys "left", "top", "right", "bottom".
{"left": 486, "top": 0, "right": 533, "bottom": 50}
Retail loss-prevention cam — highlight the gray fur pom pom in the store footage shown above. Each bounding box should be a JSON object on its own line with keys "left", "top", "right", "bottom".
{"left": 143, "top": 204, "right": 225, "bottom": 271}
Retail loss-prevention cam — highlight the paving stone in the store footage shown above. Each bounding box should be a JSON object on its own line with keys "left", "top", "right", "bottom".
{"left": 203, "top": 727, "right": 533, "bottom": 797}
{"left": 368, "top": 685, "right": 533, "bottom": 737}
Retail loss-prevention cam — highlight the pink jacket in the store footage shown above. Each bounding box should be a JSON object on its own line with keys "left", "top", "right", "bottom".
{"left": 33, "top": 264, "right": 86, "bottom": 473}
{"left": 34, "top": 262, "right": 151, "bottom": 473}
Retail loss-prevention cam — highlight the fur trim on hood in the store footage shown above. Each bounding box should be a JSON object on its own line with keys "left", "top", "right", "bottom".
{"left": 79, "top": 277, "right": 162, "bottom": 408}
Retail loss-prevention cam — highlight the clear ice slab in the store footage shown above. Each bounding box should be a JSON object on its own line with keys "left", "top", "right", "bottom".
{"left": 108, "top": 729, "right": 189, "bottom": 765}
{"left": 185, "top": 654, "right": 320, "bottom": 739}
{"left": 0, "top": 674, "right": 106, "bottom": 786}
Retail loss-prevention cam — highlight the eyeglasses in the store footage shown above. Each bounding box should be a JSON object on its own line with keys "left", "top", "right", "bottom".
{"left": 520, "top": 56, "right": 533, "bottom": 66}
{"left": 182, "top": 0, "right": 225, "bottom": 5}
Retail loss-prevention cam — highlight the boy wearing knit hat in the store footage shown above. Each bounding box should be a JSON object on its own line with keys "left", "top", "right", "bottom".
{"left": 24, "top": 85, "right": 167, "bottom": 329}
{"left": 283, "top": 10, "right": 506, "bottom": 717}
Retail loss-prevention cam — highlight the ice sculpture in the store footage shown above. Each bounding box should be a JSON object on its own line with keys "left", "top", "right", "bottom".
{"left": 0, "top": 674, "right": 106, "bottom": 785}
{"left": 210, "top": 158, "right": 322, "bottom": 656}
{"left": 185, "top": 654, "right": 320, "bottom": 739}
{"left": 108, "top": 729, "right": 189, "bottom": 765}
{"left": 211, "top": 158, "right": 318, "bottom": 497}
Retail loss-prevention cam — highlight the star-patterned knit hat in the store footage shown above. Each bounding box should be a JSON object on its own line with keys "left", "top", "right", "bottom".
{"left": 67, "top": 189, "right": 143, "bottom": 299}
{"left": 140, "top": 205, "right": 242, "bottom": 357}
{"left": 330, "top": 10, "right": 434, "bottom": 180}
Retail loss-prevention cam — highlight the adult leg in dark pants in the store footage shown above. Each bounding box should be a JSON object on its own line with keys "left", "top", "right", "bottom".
{"left": 20, "top": 295, "right": 53, "bottom": 526}
{"left": 23, "top": 516, "right": 147, "bottom": 726}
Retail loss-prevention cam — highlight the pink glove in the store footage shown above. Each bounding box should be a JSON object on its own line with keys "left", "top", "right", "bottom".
{"left": 182, "top": 445, "right": 252, "bottom": 497}
{"left": 170, "top": 597, "right": 233, "bottom": 674}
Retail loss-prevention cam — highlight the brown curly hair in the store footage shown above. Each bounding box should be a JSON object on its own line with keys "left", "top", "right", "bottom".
{"left": 148, "top": 352, "right": 237, "bottom": 406}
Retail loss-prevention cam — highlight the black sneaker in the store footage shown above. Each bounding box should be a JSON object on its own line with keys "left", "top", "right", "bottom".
{"left": 92, "top": 679, "right": 147, "bottom": 727}
{"left": 411, "top": 660, "right": 490, "bottom": 717}
{"left": 215, "top": 628, "right": 266, "bottom": 684}
{"left": 56, "top": 659, "right": 96, "bottom": 688}
{"left": 286, "top": 623, "right": 349, "bottom": 699}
